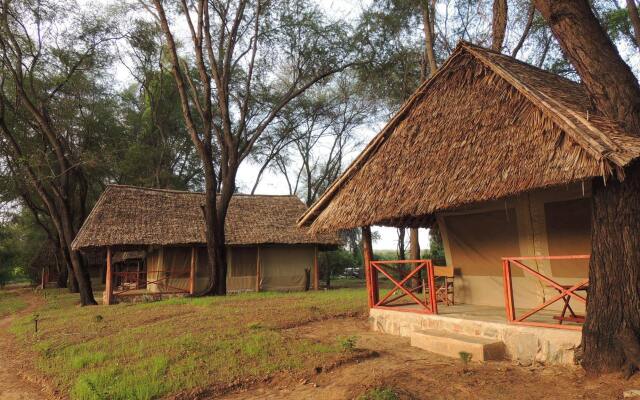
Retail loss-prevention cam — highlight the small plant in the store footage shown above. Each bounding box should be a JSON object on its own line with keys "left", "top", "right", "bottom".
{"left": 338, "top": 335, "right": 358, "bottom": 352}
{"left": 94, "top": 314, "right": 104, "bottom": 323}
{"left": 459, "top": 351, "right": 473, "bottom": 372}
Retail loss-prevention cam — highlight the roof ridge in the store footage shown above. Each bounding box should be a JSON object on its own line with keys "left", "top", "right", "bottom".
{"left": 462, "top": 44, "right": 626, "bottom": 167}
{"left": 459, "top": 41, "right": 582, "bottom": 86}
{"left": 106, "top": 184, "right": 300, "bottom": 198}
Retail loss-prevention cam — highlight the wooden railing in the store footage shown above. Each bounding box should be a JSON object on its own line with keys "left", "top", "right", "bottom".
{"left": 112, "top": 270, "right": 190, "bottom": 296}
{"left": 502, "top": 255, "right": 589, "bottom": 330}
{"left": 368, "top": 260, "right": 438, "bottom": 314}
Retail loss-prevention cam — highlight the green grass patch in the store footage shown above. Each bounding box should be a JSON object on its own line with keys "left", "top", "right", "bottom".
{"left": 12, "top": 288, "right": 368, "bottom": 399}
{"left": 0, "top": 290, "right": 28, "bottom": 318}
{"left": 358, "top": 387, "right": 400, "bottom": 400}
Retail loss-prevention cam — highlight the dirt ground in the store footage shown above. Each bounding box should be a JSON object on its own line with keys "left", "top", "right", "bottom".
{"left": 0, "top": 289, "right": 57, "bottom": 400}
{"left": 2, "top": 290, "right": 640, "bottom": 400}
{"left": 221, "top": 318, "right": 640, "bottom": 400}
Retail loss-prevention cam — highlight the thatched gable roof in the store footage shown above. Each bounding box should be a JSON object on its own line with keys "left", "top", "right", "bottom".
{"left": 29, "top": 243, "right": 60, "bottom": 271}
{"left": 298, "top": 42, "right": 640, "bottom": 232}
{"left": 72, "top": 185, "right": 340, "bottom": 250}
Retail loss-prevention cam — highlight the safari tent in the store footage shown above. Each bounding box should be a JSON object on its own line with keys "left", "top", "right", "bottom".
{"left": 72, "top": 185, "right": 340, "bottom": 304}
{"left": 34, "top": 243, "right": 104, "bottom": 289}
{"left": 298, "top": 41, "right": 640, "bottom": 342}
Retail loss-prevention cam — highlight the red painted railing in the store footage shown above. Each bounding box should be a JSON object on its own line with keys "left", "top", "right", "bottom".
{"left": 112, "top": 270, "right": 190, "bottom": 296}
{"left": 502, "top": 255, "right": 589, "bottom": 331}
{"left": 369, "top": 260, "right": 438, "bottom": 314}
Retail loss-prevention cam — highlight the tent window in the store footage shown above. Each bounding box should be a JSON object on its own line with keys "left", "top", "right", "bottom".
{"left": 445, "top": 208, "right": 521, "bottom": 276}
{"left": 545, "top": 198, "right": 591, "bottom": 278}
{"left": 230, "top": 247, "right": 258, "bottom": 277}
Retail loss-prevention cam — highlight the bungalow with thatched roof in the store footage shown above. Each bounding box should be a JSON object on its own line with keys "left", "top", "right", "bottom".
{"left": 297, "top": 42, "right": 640, "bottom": 361}
{"left": 72, "top": 185, "right": 340, "bottom": 304}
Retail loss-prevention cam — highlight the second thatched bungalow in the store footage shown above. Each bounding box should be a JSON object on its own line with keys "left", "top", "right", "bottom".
{"left": 72, "top": 185, "right": 340, "bottom": 304}
{"left": 298, "top": 42, "right": 640, "bottom": 364}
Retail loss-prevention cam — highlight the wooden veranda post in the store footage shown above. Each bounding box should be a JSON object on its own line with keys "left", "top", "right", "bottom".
{"left": 313, "top": 245, "right": 319, "bottom": 290}
{"left": 189, "top": 247, "right": 196, "bottom": 295}
{"left": 362, "top": 226, "right": 377, "bottom": 307}
{"left": 105, "top": 247, "right": 113, "bottom": 305}
{"left": 256, "top": 246, "right": 261, "bottom": 292}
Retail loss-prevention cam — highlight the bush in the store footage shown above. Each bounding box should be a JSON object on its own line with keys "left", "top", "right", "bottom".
{"left": 319, "top": 249, "right": 359, "bottom": 279}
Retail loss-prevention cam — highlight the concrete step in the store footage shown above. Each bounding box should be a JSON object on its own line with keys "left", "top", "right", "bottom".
{"left": 410, "top": 329, "right": 505, "bottom": 362}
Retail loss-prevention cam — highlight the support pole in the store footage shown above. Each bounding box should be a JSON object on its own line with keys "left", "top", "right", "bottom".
{"left": 313, "top": 245, "right": 319, "bottom": 290}
{"left": 362, "top": 226, "right": 376, "bottom": 308}
{"left": 256, "top": 246, "right": 261, "bottom": 292}
{"left": 105, "top": 247, "right": 113, "bottom": 305}
{"left": 189, "top": 247, "right": 196, "bottom": 295}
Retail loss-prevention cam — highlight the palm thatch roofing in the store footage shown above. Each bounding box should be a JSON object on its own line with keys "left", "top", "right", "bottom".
{"left": 298, "top": 41, "right": 640, "bottom": 232}
{"left": 29, "top": 243, "right": 61, "bottom": 271}
{"left": 72, "top": 185, "right": 340, "bottom": 251}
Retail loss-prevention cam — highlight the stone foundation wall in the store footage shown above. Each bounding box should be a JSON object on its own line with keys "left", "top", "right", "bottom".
{"left": 369, "top": 308, "right": 581, "bottom": 365}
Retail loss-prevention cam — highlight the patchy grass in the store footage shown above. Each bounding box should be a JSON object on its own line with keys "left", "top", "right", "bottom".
{"left": 358, "top": 387, "right": 400, "bottom": 400}
{"left": 0, "top": 290, "right": 28, "bottom": 318}
{"left": 11, "top": 288, "right": 368, "bottom": 399}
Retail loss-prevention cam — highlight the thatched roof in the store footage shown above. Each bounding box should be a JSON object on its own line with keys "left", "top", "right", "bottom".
{"left": 299, "top": 41, "right": 640, "bottom": 232}
{"left": 72, "top": 185, "right": 340, "bottom": 250}
{"left": 29, "top": 242, "right": 60, "bottom": 271}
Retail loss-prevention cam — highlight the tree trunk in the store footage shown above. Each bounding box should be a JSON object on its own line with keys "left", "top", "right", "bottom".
{"left": 512, "top": 2, "right": 535, "bottom": 57}
{"left": 534, "top": 0, "right": 640, "bottom": 374}
{"left": 53, "top": 242, "right": 68, "bottom": 288}
{"left": 409, "top": 229, "right": 420, "bottom": 260}
{"left": 420, "top": 2, "right": 437, "bottom": 78}
{"left": 68, "top": 266, "right": 78, "bottom": 292}
{"left": 409, "top": 228, "right": 421, "bottom": 287}
{"left": 492, "top": 0, "right": 508, "bottom": 51}
{"left": 582, "top": 162, "right": 640, "bottom": 374}
{"left": 325, "top": 260, "right": 331, "bottom": 289}
{"left": 201, "top": 158, "right": 221, "bottom": 296}
{"left": 397, "top": 228, "right": 406, "bottom": 260}
{"left": 534, "top": 1, "right": 640, "bottom": 134}
{"left": 627, "top": 0, "right": 640, "bottom": 48}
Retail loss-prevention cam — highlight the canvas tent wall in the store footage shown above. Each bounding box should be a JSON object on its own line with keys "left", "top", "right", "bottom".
{"left": 138, "top": 244, "right": 316, "bottom": 294}
{"left": 438, "top": 183, "right": 590, "bottom": 311}
{"left": 226, "top": 244, "right": 316, "bottom": 292}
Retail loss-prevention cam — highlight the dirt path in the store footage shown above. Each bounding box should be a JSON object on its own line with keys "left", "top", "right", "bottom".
{"left": 221, "top": 318, "right": 640, "bottom": 400}
{"left": 0, "top": 290, "right": 54, "bottom": 400}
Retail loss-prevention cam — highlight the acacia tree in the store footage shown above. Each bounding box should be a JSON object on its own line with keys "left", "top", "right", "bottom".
{"left": 0, "top": 0, "right": 118, "bottom": 305}
{"left": 268, "top": 77, "right": 369, "bottom": 206}
{"left": 118, "top": 20, "right": 203, "bottom": 190}
{"left": 533, "top": 0, "right": 640, "bottom": 376}
{"left": 146, "top": 0, "right": 359, "bottom": 295}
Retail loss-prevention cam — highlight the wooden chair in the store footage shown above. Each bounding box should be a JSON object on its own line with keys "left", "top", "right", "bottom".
{"left": 434, "top": 265, "right": 454, "bottom": 306}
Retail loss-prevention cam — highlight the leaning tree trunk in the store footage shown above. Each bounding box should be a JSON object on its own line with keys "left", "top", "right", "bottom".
{"left": 534, "top": 0, "right": 640, "bottom": 374}
{"left": 491, "top": 0, "right": 508, "bottom": 51}
{"left": 584, "top": 162, "right": 640, "bottom": 374}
